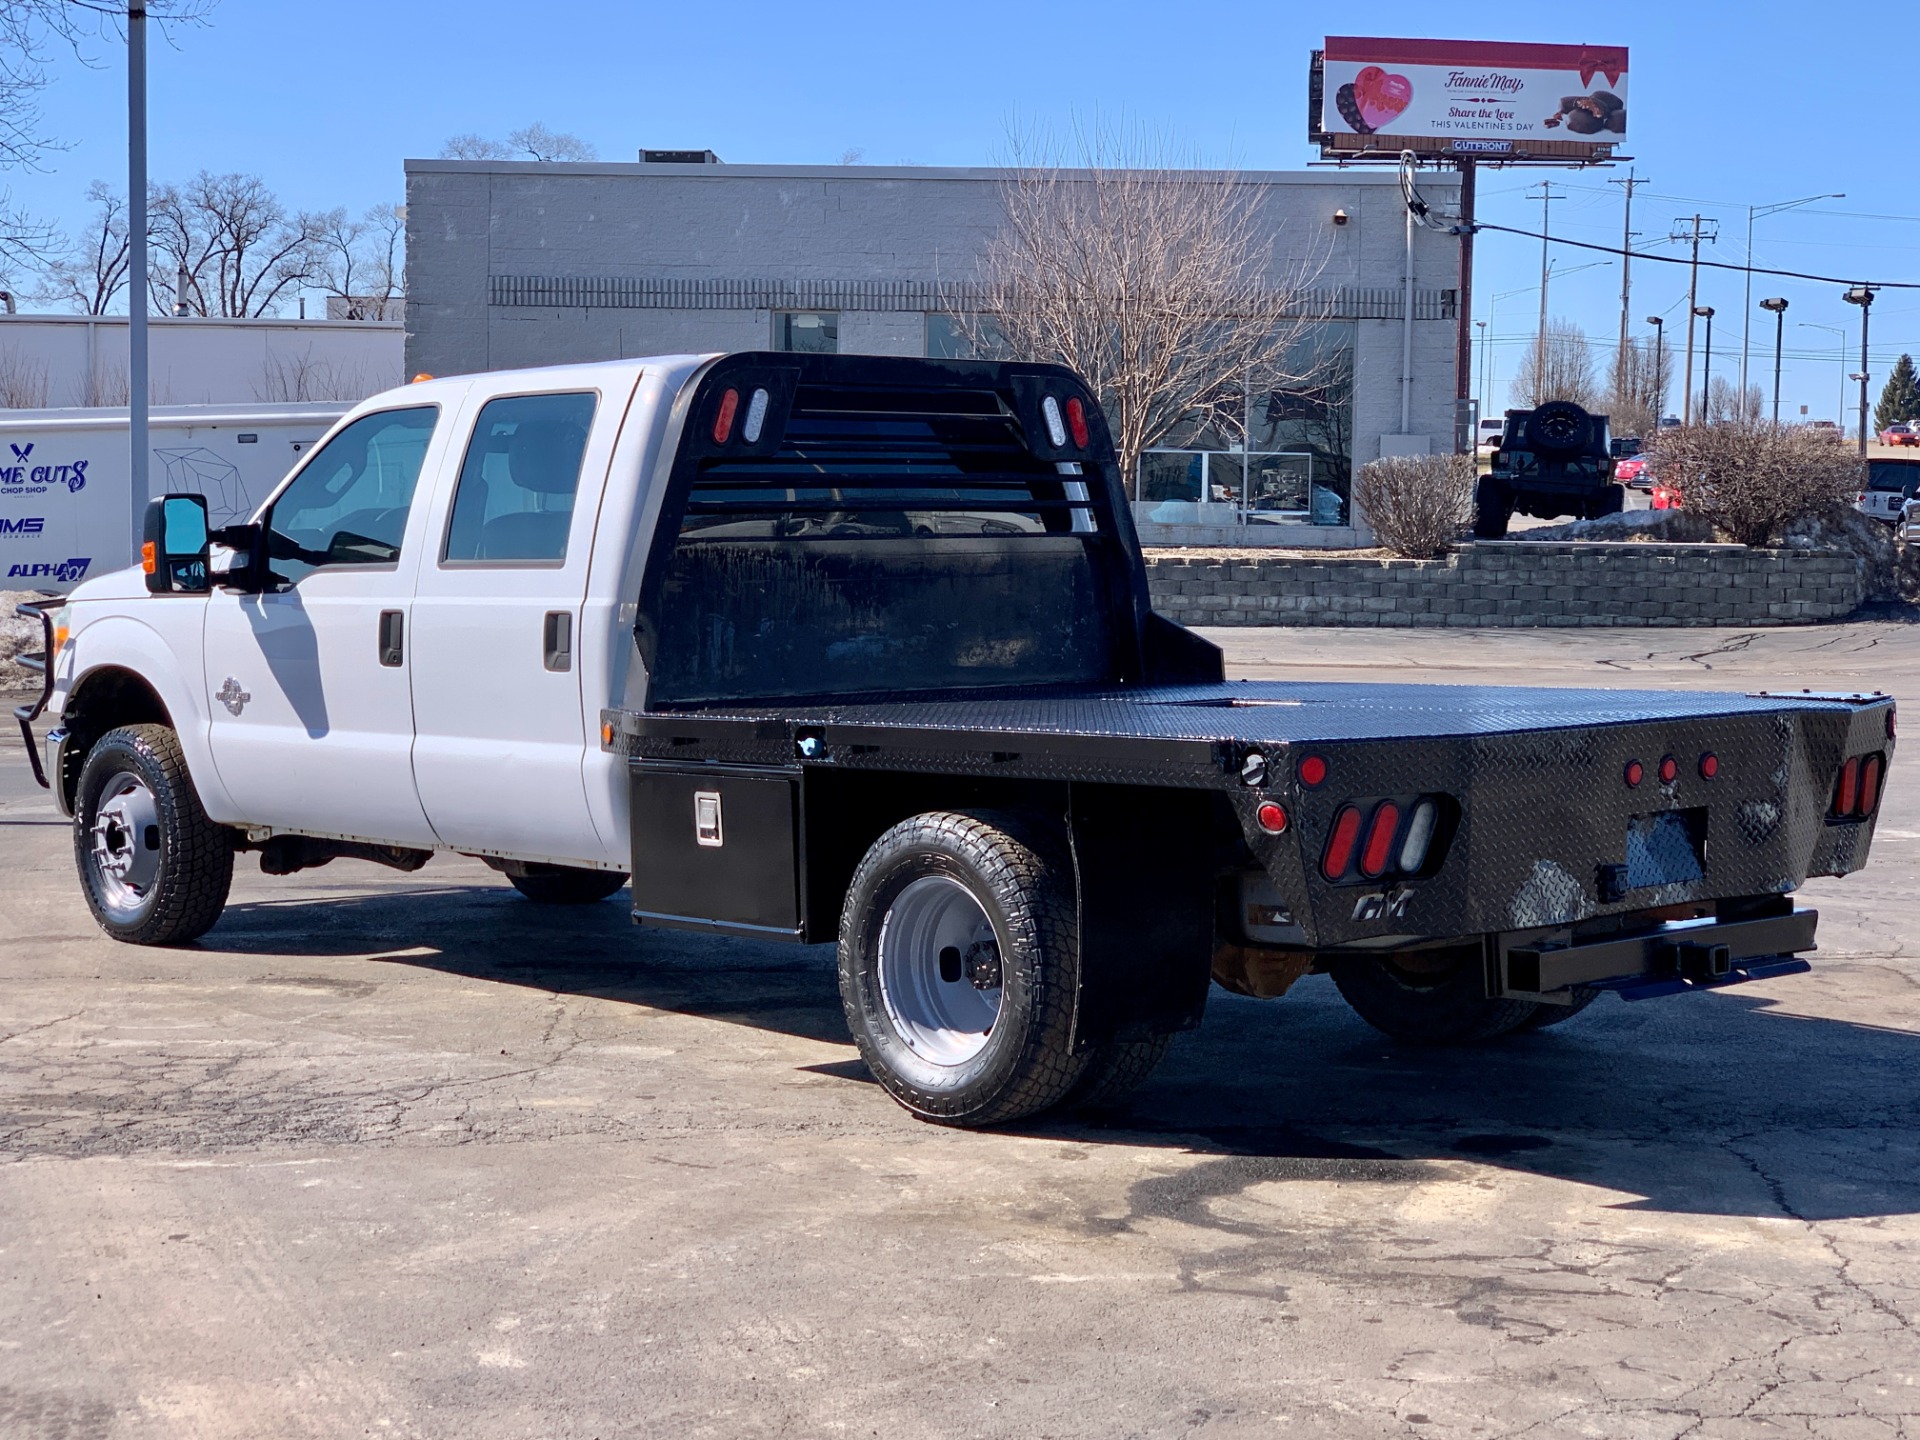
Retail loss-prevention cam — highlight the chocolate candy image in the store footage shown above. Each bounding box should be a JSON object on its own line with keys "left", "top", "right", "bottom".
{"left": 1544, "top": 92, "right": 1626, "bottom": 136}
{"left": 1335, "top": 82, "right": 1373, "bottom": 134}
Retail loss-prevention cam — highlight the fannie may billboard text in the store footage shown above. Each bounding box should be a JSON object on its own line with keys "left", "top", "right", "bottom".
{"left": 1320, "top": 38, "right": 1629, "bottom": 154}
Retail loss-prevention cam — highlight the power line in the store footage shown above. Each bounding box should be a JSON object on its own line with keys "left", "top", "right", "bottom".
{"left": 1471, "top": 222, "right": 1920, "bottom": 289}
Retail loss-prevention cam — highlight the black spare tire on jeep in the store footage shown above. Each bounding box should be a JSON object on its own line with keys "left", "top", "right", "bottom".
{"left": 1523, "top": 401, "right": 1596, "bottom": 456}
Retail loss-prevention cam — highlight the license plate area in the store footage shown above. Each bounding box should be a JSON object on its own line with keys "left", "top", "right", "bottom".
{"left": 1624, "top": 806, "right": 1706, "bottom": 889}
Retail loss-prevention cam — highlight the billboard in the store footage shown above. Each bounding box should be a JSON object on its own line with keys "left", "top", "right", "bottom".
{"left": 1316, "top": 37, "right": 1628, "bottom": 159}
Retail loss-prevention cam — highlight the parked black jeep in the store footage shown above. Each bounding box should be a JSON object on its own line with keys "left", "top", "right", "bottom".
{"left": 1474, "top": 401, "right": 1626, "bottom": 538}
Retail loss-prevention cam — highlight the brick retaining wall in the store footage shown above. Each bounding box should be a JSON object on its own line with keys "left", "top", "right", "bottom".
{"left": 1145, "top": 542, "right": 1870, "bottom": 628}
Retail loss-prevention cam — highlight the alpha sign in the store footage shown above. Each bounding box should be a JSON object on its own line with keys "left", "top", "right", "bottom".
{"left": 1320, "top": 37, "right": 1629, "bottom": 149}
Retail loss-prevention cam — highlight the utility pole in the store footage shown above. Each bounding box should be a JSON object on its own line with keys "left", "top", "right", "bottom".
{"left": 1454, "top": 157, "right": 1477, "bottom": 454}
{"left": 1608, "top": 169, "right": 1646, "bottom": 395}
{"left": 1528, "top": 181, "right": 1564, "bottom": 390}
{"left": 1845, "top": 286, "right": 1876, "bottom": 456}
{"left": 128, "top": 1, "right": 148, "bottom": 562}
{"left": 1669, "top": 214, "right": 1719, "bottom": 424}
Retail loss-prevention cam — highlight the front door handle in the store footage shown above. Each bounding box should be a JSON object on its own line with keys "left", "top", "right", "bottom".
{"left": 378, "top": 610, "right": 404, "bottom": 667}
{"left": 543, "top": 611, "right": 572, "bottom": 672}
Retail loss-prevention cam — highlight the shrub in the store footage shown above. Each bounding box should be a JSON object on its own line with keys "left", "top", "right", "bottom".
{"left": 1647, "top": 422, "right": 1864, "bottom": 547}
{"left": 1355, "top": 453, "right": 1477, "bottom": 559}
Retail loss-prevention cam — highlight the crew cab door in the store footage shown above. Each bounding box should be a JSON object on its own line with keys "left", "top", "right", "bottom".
{"left": 407, "top": 382, "right": 628, "bottom": 863}
{"left": 201, "top": 401, "right": 454, "bottom": 846}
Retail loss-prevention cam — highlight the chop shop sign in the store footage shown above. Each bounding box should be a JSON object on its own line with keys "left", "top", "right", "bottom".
{"left": 1322, "top": 37, "right": 1628, "bottom": 142}
{"left": 0, "top": 442, "right": 89, "bottom": 495}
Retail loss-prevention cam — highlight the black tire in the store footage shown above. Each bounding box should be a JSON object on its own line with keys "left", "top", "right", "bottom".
{"left": 73, "top": 724, "right": 233, "bottom": 946}
{"left": 837, "top": 810, "right": 1089, "bottom": 1127}
{"left": 1520, "top": 987, "right": 1601, "bottom": 1030}
{"left": 502, "top": 861, "right": 628, "bottom": 905}
{"left": 1063, "top": 1036, "right": 1172, "bottom": 1112}
{"left": 1472, "top": 476, "right": 1512, "bottom": 539}
{"left": 1523, "top": 401, "right": 1595, "bottom": 456}
{"left": 1331, "top": 949, "right": 1542, "bottom": 1046}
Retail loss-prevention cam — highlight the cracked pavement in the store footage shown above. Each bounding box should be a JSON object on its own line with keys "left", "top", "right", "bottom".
{"left": 2, "top": 621, "right": 1918, "bottom": 1438}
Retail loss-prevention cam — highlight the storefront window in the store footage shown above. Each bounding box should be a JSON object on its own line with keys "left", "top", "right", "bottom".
{"left": 776, "top": 312, "right": 839, "bottom": 353}
{"left": 925, "top": 314, "right": 1008, "bottom": 360}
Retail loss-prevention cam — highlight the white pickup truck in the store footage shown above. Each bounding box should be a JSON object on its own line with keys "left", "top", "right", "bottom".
{"left": 14, "top": 352, "right": 1890, "bottom": 1127}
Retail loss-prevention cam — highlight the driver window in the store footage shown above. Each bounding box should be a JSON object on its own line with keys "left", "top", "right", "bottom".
{"left": 266, "top": 406, "right": 438, "bottom": 584}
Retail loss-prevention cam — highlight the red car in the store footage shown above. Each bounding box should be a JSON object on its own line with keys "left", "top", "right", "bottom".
{"left": 1615, "top": 454, "right": 1651, "bottom": 488}
{"left": 1879, "top": 423, "right": 1920, "bottom": 447}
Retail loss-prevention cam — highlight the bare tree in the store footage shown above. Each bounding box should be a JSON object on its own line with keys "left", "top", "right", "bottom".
{"left": 0, "top": 2, "right": 212, "bottom": 279}
{"left": 441, "top": 124, "right": 596, "bottom": 163}
{"left": 440, "top": 133, "right": 511, "bottom": 161}
{"left": 33, "top": 180, "right": 129, "bottom": 313}
{"left": 148, "top": 172, "right": 322, "bottom": 317}
{"left": 1649, "top": 421, "right": 1861, "bottom": 546}
{"left": 1705, "top": 376, "right": 1764, "bottom": 425}
{"left": 957, "top": 126, "right": 1328, "bottom": 495}
{"left": 1511, "top": 319, "right": 1599, "bottom": 409}
{"left": 0, "top": 345, "right": 50, "bottom": 407}
{"left": 314, "top": 202, "right": 405, "bottom": 319}
{"left": 1606, "top": 334, "right": 1672, "bottom": 437}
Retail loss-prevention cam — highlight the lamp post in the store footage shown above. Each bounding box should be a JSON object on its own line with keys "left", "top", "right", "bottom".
{"left": 1693, "top": 305, "right": 1716, "bottom": 422}
{"left": 1759, "top": 297, "right": 1789, "bottom": 425}
{"left": 1844, "top": 286, "right": 1876, "bottom": 456}
{"left": 1646, "top": 315, "right": 1665, "bottom": 424}
{"left": 1741, "top": 193, "right": 1844, "bottom": 399}
{"left": 1801, "top": 322, "right": 1848, "bottom": 426}
{"left": 1475, "top": 320, "right": 1489, "bottom": 418}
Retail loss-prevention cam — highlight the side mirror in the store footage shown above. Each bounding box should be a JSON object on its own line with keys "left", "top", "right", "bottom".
{"left": 142, "top": 494, "right": 210, "bottom": 594}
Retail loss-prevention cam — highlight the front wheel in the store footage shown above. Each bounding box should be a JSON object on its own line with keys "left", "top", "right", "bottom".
{"left": 74, "top": 724, "right": 234, "bottom": 946}
{"left": 837, "top": 811, "right": 1088, "bottom": 1127}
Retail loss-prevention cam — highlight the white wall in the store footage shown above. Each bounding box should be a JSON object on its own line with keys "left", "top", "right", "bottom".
{"left": 0, "top": 314, "right": 404, "bottom": 410}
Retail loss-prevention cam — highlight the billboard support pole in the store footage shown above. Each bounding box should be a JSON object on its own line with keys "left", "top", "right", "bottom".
{"left": 1455, "top": 158, "right": 1475, "bottom": 452}
{"left": 127, "top": 1, "right": 148, "bottom": 563}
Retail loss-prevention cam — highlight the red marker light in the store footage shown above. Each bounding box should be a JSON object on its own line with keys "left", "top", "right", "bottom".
{"left": 1298, "top": 755, "right": 1328, "bottom": 788}
{"left": 1658, "top": 756, "right": 1679, "bottom": 785}
{"left": 1359, "top": 802, "right": 1401, "bottom": 879}
{"left": 1065, "top": 396, "right": 1090, "bottom": 448}
{"left": 1699, "top": 753, "right": 1719, "bottom": 780}
{"left": 712, "top": 388, "right": 740, "bottom": 444}
{"left": 1624, "top": 759, "right": 1644, "bottom": 787}
{"left": 1255, "top": 801, "right": 1289, "bottom": 835}
{"left": 1321, "top": 806, "right": 1362, "bottom": 880}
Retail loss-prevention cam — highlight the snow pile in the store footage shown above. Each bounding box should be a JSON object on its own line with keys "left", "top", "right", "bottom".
{"left": 1508, "top": 508, "right": 1717, "bottom": 544}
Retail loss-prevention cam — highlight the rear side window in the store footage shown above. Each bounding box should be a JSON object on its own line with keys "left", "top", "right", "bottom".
{"left": 1866, "top": 461, "right": 1919, "bottom": 493}
{"left": 443, "top": 391, "right": 597, "bottom": 564}
{"left": 267, "top": 406, "right": 437, "bottom": 584}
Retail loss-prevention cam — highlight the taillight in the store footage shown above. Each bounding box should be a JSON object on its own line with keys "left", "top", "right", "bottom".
{"left": 1624, "top": 759, "right": 1644, "bottom": 787}
{"left": 1322, "top": 806, "right": 1362, "bottom": 880}
{"left": 1065, "top": 396, "right": 1090, "bottom": 447}
{"left": 1298, "top": 754, "right": 1328, "bottom": 788}
{"left": 1859, "top": 754, "right": 1884, "bottom": 816}
{"left": 1835, "top": 757, "right": 1861, "bottom": 815}
{"left": 1255, "top": 801, "right": 1289, "bottom": 835}
{"left": 712, "top": 388, "right": 740, "bottom": 444}
{"left": 1359, "top": 802, "right": 1400, "bottom": 878}
{"left": 1658, "top": 755, "right": 1679, "bottom": 784}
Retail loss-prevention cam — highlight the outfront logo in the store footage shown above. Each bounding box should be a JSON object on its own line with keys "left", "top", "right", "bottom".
{"left": 0, "top": 516, "right": 46, "bottom": 537}
{"left": 7, "top": 557, "right": 91, "bottom": 583}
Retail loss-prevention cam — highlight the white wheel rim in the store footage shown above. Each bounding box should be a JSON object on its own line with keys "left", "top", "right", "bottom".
{"left": 877, "top": 875, "right": 1003, "bottom": 1067}
{"left": 90, "top": 772, "right": 161, "bottom": 917}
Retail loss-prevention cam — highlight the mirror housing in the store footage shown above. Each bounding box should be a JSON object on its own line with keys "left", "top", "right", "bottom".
{"left": 141, "top": 494, "right": 211, "bottom": 594}
{"left": 210, "top": 521, "right": 267, "bottom": 592}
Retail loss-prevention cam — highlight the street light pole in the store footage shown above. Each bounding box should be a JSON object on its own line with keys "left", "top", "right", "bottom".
{"left": 128, "top": 1, "right": 148, "bottom": 561}
{"left": 1844, "top": 286, "right": 1876, "bottom": 456}
{"left": 1801, "top": 323, "right": 1848, "bottom": 427}
{"left": 1646, "top": 315, "right": 1664, "bottom": 424}
{"left": 1759, "top": 298, "right": 1789, "bottom": 424}
{"left": 1740, "top": 192, "right": 1843, "bottom": 399}
{"left": 1475, "top": 320, "right": 1489, "bottom": 417}
{"left": 1694, "top": 306, "right": 1716, "bottom": 422}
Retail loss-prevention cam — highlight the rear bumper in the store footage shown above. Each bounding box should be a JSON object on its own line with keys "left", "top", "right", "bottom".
{"left": 1497, "top": 907, "right": 1816, "bottom": 1003}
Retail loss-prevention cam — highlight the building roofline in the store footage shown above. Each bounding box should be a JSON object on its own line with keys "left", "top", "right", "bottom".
{"left": 0, "top": 313, "right": 402, "bottom": 331}
{"left": 403, "top": 158, "right": 1450, "bottom": 187}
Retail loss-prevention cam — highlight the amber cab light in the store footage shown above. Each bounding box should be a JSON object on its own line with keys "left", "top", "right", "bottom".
{"left": 1322, "top": 806, "right": 1362, "bottom": 880}
{"left": 712, "top": 388, "right": 740, "bottom": 444}
{"left": 1255, "top": 801, "right": 1289, "bottom": 835}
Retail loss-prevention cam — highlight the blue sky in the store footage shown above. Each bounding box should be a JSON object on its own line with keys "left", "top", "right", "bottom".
{"left": 9, "top": 0, "right": 1913, "bottom": 423}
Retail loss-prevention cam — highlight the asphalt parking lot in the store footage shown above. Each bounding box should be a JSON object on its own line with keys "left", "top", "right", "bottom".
{"left": 3, "top": 621, "right": 1918, "bottom": 1440}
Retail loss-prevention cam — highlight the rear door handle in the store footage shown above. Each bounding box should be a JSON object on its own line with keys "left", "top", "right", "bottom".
{"left": 378, "top": 610, "right": 404, "bottom": 667}
{"left": 543, "top": 611, "right": 572, "bottom": 672}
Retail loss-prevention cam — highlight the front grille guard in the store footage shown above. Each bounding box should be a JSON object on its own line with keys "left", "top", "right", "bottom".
{"left": 12, "top": 595, "right": 56, "bottom": 789}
